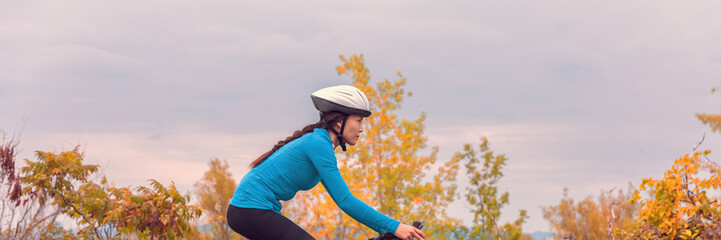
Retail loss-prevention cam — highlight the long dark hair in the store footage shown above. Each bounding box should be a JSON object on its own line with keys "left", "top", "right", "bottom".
{"left": 249, "top": 112, "right": 346, "bottom": 168}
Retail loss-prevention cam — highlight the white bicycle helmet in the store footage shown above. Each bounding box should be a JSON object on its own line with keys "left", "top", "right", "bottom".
{"left": 311, "top": 85, "right": 371, "bottom": 117}
{"left": 311, "top": 85, "right": 371, "bottom": 151}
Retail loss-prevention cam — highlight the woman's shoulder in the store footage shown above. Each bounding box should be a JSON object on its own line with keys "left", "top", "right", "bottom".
{"left": 308, "top": 128, "right": 330, "bottom": 140}
{"left": 299, "top": 128, "right": 333, "bottom": 148}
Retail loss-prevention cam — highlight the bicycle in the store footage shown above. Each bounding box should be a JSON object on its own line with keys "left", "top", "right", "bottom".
{"left": 368, "top": 221, "right": 424, "bottom": 240}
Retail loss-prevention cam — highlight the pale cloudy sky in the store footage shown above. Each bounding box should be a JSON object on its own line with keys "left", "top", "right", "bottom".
{"left": 2, "top": 0, "right": 721, "bottom": 233}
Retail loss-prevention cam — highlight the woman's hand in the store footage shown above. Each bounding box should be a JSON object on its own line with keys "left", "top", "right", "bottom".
{"left": 393, "top": 223, "right": 425, "bottom": 240}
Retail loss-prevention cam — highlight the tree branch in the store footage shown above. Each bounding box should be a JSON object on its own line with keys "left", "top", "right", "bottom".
{"left": 692, "top": 132, "right": 721, "bottom": 173}
{"left": 57, "top": 190, "right": 102, "bottom": 239}
{"left": 692, "top": 132, "right": 705, "bottom": 152}
{"left": 479, "top": 203, "right": 501, "bottom": 240}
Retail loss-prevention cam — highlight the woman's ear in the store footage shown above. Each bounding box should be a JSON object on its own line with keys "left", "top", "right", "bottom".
{"left": 335, "top": 119, "right": 344, "bottom": 130}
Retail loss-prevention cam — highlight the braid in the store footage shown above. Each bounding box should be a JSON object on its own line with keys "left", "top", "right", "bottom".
{"left": 249, "top": 112, "right": 347, "bottom": 169}
{"left": 249, "top": 121, "right": 325, "bottom": 168}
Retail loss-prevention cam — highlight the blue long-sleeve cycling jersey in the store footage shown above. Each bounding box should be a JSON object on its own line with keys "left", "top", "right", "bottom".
{"left": 230, "top": 128, "right": 400, "bottom": 234}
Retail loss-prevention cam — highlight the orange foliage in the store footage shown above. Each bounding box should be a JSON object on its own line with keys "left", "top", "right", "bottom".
{"left": 542, "top": 187, "right": 639, "bottom": 240}
{"left": 18, "top": 147, "right": 202, "bottom": 239}
{"left": 626, "top": 150, "right": 721, "bottom": 239}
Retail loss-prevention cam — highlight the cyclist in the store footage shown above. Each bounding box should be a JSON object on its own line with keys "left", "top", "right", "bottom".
{"left": 227, "top": 85, "right": 425, "bottom": 240}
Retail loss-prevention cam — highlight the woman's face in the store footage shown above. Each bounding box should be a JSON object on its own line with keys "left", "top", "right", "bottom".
{"left": 339, "top": 114, "right": 364, "bottom": 146}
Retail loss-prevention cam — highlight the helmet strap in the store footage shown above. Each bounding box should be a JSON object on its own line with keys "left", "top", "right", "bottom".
{"left": 337, "top": 115, "right": 349, "bottom": 151}
{"left": 321, "top": 114, "right": 350, "bottom": 151}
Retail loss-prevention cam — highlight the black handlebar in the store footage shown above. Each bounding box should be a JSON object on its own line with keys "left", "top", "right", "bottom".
{"left": 368, "top": 221, "right": 423, "bottom": 240}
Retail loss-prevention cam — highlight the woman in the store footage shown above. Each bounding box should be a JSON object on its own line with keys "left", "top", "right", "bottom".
{"left": 227, "top": 85, "right": 425, "bottom": 240}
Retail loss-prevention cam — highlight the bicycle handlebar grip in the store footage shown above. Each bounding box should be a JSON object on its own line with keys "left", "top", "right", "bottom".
{"left": 412, "top": 221, "right": 423, "bottom": 230}
{"left": 367, "top": 221, "right": 424, "bottom": 240}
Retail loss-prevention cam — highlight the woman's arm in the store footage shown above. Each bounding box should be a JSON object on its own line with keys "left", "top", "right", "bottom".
{"left": 306, "top": 138, "right": 400, "bottom": 233}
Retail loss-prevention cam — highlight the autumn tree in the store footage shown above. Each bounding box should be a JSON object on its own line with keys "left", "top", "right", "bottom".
{"left": 625, "top": 150, "right": 720, "bottom": 239}
{"left": 0, "top": 133, "right": 72, "bottom": 239}
{"left": 193, "top": 158, "right": 244, "bottom": 240}
{"left": 541, "top": 186, "right": 639, "bottom": 240}
{"left": 456, "top": 138, "right": 531, "bottom": 240}
{"left": 13, "top": 146, "right": 201, "bottom": 239}
{"left": 624, "top": 88, "right": 721, "bottom": 239}
{"left": 283, "top": 54, "right": 463, "bottom": 240}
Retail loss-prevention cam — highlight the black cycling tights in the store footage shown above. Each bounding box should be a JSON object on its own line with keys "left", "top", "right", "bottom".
{"left": 227, "top": 205, "right": 315, "bottom": 240}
